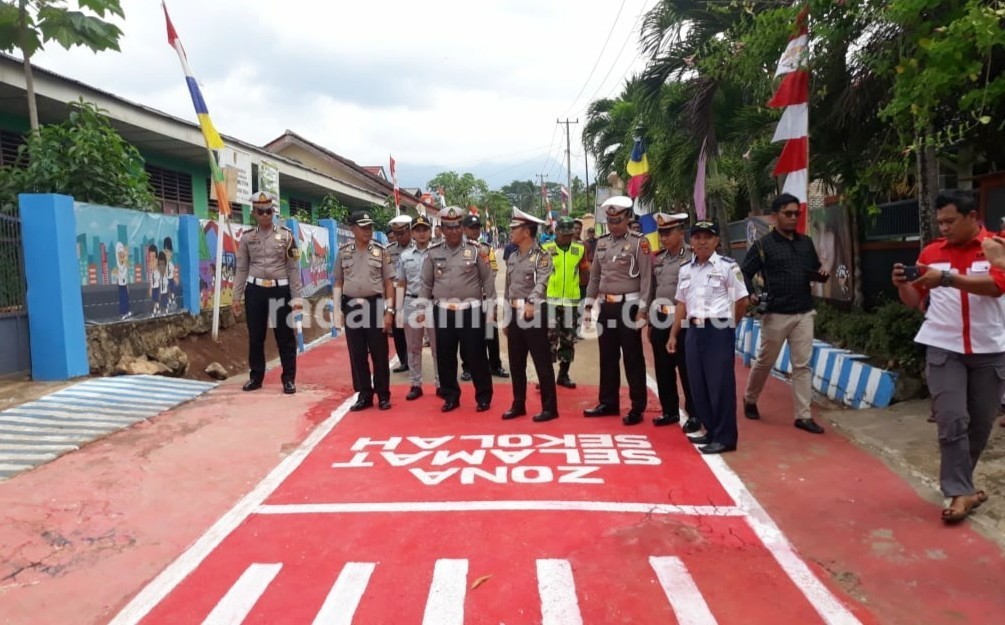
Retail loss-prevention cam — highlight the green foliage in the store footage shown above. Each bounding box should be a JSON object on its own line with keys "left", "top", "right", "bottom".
{"left": 0, "top": 99, "right": 157, "bottom": 210}
{"left": 426, "top": 171, "right": 489, "bottom": 209}
{"left": 0, "top": 0, "right": 124, "bottom": 58}
{"left": 315, "top": 194, "right": 350, "bottom": 224}
{"left": 814, "top": 301, "right": 926, "bottom": 377}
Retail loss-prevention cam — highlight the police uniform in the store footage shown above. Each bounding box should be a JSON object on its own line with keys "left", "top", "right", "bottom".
{"left": 397, "top": 214, "right": 439, "bottom": 398}
{"left": 419, "top": 206, "right": 496, "bottom": 412}
{"left": 674, "top": 221, "right": 749, "bottom": 453}
{"left": 648, "top": 213, "right": 698, "bottom": 430}
{"left": 503, "top": 207, "right": 557, "bottom": 422}
{"left": 584, "top": 196, "right": 653, "bottom": 424}
{"left": 460, "top": 214, "right": 508, "bottom": 380}
{"left": 387, "top": 214, "right": 413, "bottom": 373}
{"left": 335, "top": 210, "right": 395, "bottom": 411}
{"left": 233, "top": 192, "right": 302, "bottom": 394}
{"left": 543, "top": 216, "right": 589, "bottom": 388}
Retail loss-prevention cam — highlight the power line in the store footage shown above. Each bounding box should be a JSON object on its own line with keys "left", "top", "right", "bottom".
{"left": 559, "top": 0, "right": 630, "bottom": 119}
{"left": 583, "top": 0, "right": 652, "bottom": 107}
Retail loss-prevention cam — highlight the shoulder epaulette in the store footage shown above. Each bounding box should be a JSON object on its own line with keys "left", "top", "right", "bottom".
{"left": 597, "top": 233, "right": 611, "bottom": 240}
{"left": 629, "top": 231, "right": 643, "bottom": 237}
{"left": 279, "top": 225, "right": 294, "bottom": 233}
{"left": 429, "top": 240, "right": 445, "bottom": 249}
{"left": 338, "top": 242, "right": 354, "bottom": 251}
{"left": 721, "top": 256, "right": 737, "bottom": 264}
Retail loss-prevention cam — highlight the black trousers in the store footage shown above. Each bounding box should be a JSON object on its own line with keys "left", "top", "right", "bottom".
{"left": 392, "top": 326, "right": 408, "bottom": 366}
{"left": 686, "top": 325, "right": 737, "bottom": 447}
{"left": 343, "top": 296, "right": 390, "bottom": 402}
{"left": 461, "top": 311, "right": 502, "bottom": 371}
{"left": 597, "top": 301, "right": 647, "bottom": 413}
{"left": 649, "top": 313, "right": 693, "bottom": 418}
{"left": 246, "top": 283, "right": 296, "bottom": 383}
{"left": 436, "top": 307, "right": 492, "bottom": 405}
{"left": 508, "top": 306, "right": 557, "bottom": 413}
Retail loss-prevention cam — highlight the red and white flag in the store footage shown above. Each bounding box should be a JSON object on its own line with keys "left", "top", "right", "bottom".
{"left": 389, "top": 155, "right": 400, "bottom": 215}
{"left": 768, "top": 6, "right": 809, "bottom": 233}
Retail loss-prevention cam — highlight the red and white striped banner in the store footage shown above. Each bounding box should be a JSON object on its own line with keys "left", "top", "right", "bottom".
{"left": 768, "top": 6, "right": 809, "bottom": 233}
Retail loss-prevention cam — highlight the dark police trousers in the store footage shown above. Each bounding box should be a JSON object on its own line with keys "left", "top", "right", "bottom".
{"left": 246, "top": 283, "right": 296, "bottom": 383}
{"left": 461, "top": 311, "right": 503, "bottom": 371}
{"left": 436, "top": 306, "right": 492, "bottom": 405}
{"left": 598, "top": 301, "right": 647, "bottom": 413}
{"left": 649, "top": 312, "right": 693, "bottom": 418}
{"left": 685, "top": 321, "right": 738, "bottom": 448}
{"left": 508, "top": 306, "right": 557, "bottom": 414}
{"left": 343, "top": 296, "right": 390, "bottom": 402}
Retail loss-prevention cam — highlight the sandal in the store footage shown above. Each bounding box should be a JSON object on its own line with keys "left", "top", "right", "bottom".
{"left": 941, "top": 493, "right": 981, "bottom": 524}
{"left": 973, "top": 490, "right": 988, "bottom": 510}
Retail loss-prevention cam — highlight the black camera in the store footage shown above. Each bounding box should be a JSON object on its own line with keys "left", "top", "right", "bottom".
{"left": 754, "top": 291, "right": 771, "bottom": 314}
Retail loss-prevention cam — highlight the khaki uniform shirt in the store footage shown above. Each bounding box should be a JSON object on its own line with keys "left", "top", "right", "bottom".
{"left": 505, "top": 244, "right": 552, "bottom": 303}
{"left": 334, "top": 241, "right": 393, "bottom": 299}
{"left": 586, "top": 231, "right": 653, "bottom": 309}
{"left": 419, "top": 240, "right": 496, "bottom": 303}
{"left": 651, "top": 244, "right": 693, "bottom": 311}
{"left": 233, "top": 225, "right": 302, "bottom": 302}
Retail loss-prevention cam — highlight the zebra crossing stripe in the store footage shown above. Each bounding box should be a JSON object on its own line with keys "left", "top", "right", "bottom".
{"left": 85, "top": 379, "right": 204, "bottom": 396}
{"left": 202, "top": 563, "right": 282, "bottom": 625}
{"left": 0, "top": 433, "right": 92, "bottom": 443}
{"left": 310, "top": 563, "right": 376, "bottom": 625}
{"left": 0, "top": 443, "right": 78, "bottom": 452}
{"left": 50, "top": 391, "right": 176, "bottom": 408}
{"left": 649, "top": 556, "right": 718, "bottom": 624}
{"left": 0, "top": 423, "right": 109, "bottom": 436}
{"left": 131, "top": 375, "right": 216, "bottom": 391}
{"left": 422, "top": 559, "right": 468, "bottom": 625}
{"left": 0, "top": 416, "right": 126, "bottom": 430}
{"left": 2, "top": 410, "right": 139, "bottom": 425}
{"left": 0, "top": 452, "right": 58, "bottom": 463}
{"left": 26, "top": 399, "right": 155, "bottom": 417}
{"left": 537, "top": 559, "right": 584, "bottom": 625}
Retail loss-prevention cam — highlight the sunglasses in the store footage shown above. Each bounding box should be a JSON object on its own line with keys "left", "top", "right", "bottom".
{"left": 255, "top": 208, "right": 273, "bottom": 216}
{"left": 779, "top": 210, "right": 800, "bottom": 218}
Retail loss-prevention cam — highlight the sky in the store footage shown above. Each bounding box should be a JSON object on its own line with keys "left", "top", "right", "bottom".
{"left": 31, "top": 0, "right": 654, "bottom": 190}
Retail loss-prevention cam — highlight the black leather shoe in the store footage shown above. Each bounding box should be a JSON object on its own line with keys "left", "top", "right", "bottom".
{"left": 584, "top": 404, "right": 619, "bottom": 417}
{"left": 682, "top": 417, "right": 701, "bottom": 433}
{"left": 622, "top": 411, "right": 644, "bottom": 426}
{"left": 350, "top": 397, "right": 373, "bottom": 412}
{"left": 392, "top": 364, "right": 409, "bottom": 373}
{"left": 699, "top": 442, "right": 736, "bottom": 454}
{"left": 406, "top": 386, "right": 423, "bottom": 401}
{"left": 744, "top": 402, "right": 761, "bottom": 420}
{"left": 282, "top": 380, "right": 296, "bottom": 395}
{"left": 475, "top": 402, "right": 491, "bottom": 413}
{"left": 688, "top": 434, "right": 711, "bottom": 445}
{"left": 556, "top": 375, "right": 577, "bottom": 389}
{"left": 460, "top": 370, "right": 472, "bottom": 382}
{"left": 378, "top": 399, "right": 392, "bottom": 410}
{"left": 242, "top": 379, "right": 262, "bottom": 392}
{"left": 435, "top": 387, "right": 446, "bottom": 398}
{"left": 491, "top": 367, "right": 510, "bottom": 379}
{"left": 532, "top": 411, "right": 558, "bottom": 422}
{"left": 502, "top": 405, "right": 526, "bottom": 420}
{"left": 441, "top": 400, "right": 460, "bottom": 413}
{"left": 794, "top": 418, "right": 825, "bottom": 434}
{"left": 653, "top": 413, "right": 680, "bottom": 427}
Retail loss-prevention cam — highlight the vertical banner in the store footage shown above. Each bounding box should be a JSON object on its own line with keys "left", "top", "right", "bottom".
{"left": 259, "top": 160, "right": 281, "bottom": 208}
{"left": 809, "top": 204, "right": 853, "bottom": 301}
{"left": 295, "top": 222, "right": 333, "bottom": 298}
{"left": 198, "top": 219, "right": 251, "bottom": 309}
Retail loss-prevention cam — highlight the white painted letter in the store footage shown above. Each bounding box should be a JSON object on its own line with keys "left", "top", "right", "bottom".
{"left": 497, "top": 434, "right": 534, "bottom": 448}
{"left": 351, "top": 437, "right": 402, "bottom": 451}
{"left": 490, "top": 449, "right": 535, "bottom": 464}
{"left": 459, "top": 467, "right": 508, "bottom": 484}
{"left": 331, "top": 452, "right": 375, "bottom": 468}
{"left": 558, "top": 466, "right": 604, "bottom": 484}
{"left": 382, "top": 451, "right": 433, "bottom": 466}
{"left": 431, "top": 449, "right": 487, "bottom": 466}
{"left": 622, "top": 449, "right": 662, "bottom": 465}
{"left": 512, "top": 466, "right": 553, "bottom": 483}
{"left": 581, "top": 449, "right": 621, "bottom": 465}
{"left": 410, "top": 468, "right": 459, "bottom": 485}
{"left": 408, "top": 436, "right": 454, "bottom": 450}
{"left": 614, "top": 434, "right": 652, "bottom": 449}
{"left": 578, "top": 434, "right": 614, "bottom": 448}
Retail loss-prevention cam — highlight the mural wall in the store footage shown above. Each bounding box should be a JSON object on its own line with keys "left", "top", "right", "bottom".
{"left": 295, "top": 222, "right": 332, "bottom": 298}
{"left": 809, "top": 204, "right": 854, "bottom": 301}
{"left": 198, "top": 219, "right": 252, "bottom": 309}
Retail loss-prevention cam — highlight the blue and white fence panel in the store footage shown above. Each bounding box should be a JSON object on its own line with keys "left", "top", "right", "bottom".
{"left": 735, "top": 317, "right": 897, "bottom": 410}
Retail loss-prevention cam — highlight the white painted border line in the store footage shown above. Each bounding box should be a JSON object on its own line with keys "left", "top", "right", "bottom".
{"left": 202, "top": 562, "right": 282, "bottom": 625}
{"left": 107, "top": 397, "right": 355, "bottom": 625}
{"left": 645, "top": 374, "right": 862, "bottom": 625}
{"left": 537, "top": 559, "right": 584, "bottom": 625}
{"left": 421, "top": 559, "right": 467, "bottom": 625}
{"left": 649, "top": 556, "right": 718, "bottom": 625}
{"left": 254, "top": 501, "right": 745, "bottom": 517}
{"left": 311, "top": 562, "right": 376, "bottom": 625}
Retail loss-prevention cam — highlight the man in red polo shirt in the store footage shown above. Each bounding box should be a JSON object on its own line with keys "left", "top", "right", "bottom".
{"left": 892, "top": 190, "right": 1005, "bottom": 524}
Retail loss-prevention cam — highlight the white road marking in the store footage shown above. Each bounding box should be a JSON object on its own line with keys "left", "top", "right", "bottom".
{"left": 0, "top": 415, "right": 130, "bottom": 429}
{"left": 201, "top": 562, "right": 282, "bottom": 625}
{"left": 311, "top": 562, "right": 376, "bottom": 625}
{"left": 537, "top": 559, "right": 584, "bottom": 625}
{"left": 107, "top": 398, "right": 354, "bottom": 625}
{"left": 646, "top": 373, "right": 862, "bottom": 625}
{"left": 0, "top": 452, "right": 58, "bottom": 463}
{"left": 0, "top": 463, "right": 31, "bottom": 472}
{"left": 421, "top": 559, "right": 467, "bottom": 625}
{"left": 0, "top": 433, "right": 91, "bottom": 443}
{"left": 0, "top": 443, "right": 78, "bottom": 452}
{"left": 649, "top": 556, "right": 718, "bottom": 624}
{"left": 255, "top": 501, "right": 743, "bottom": 517}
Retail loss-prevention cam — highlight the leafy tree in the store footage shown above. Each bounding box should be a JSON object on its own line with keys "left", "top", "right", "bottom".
{"left": 426, "top": 171, "right": 489, "bottom": 208}
{"left": 0, "top": 0, "right": 125, "bottom": 130}
{"left": 0, "top": 99, "right": 156, "bottom": 210}
{"left": 315, "top": 193, "right": 350, "bottom": 224}
{"left": 500, "top": 179, "right": 537, "bottom": 212}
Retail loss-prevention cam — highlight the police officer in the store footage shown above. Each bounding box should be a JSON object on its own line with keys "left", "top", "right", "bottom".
{"left": 334, "top": 210, "right": 396, "bottom": 411}
{"left": 649, "top": 212, "right": 699, "bottom": 432}
{"left": 543, "top": 216, "right": 589, "bottom": 388}
{"left": 397, "top": 214, "right": 439, "bottom": 400}
{"left": 387, "top": 214, "right": 413, "bottom": 373}
{"left": 584, "top": 196, "right": 652, "bottom": 425}
{"left": 233, "top": 192, "right": 302, "bottom": 394}
{"left": 418, "top": 206, "right": 496, "bottom": 412}
{"left": 503, "top": 208, "right": 558, "bottom": 422}
{"left": 668, "top": 221, "right": 749, "bottom": 454}
{"left": 460, "top": 214, "right": 509, "bottom": 380}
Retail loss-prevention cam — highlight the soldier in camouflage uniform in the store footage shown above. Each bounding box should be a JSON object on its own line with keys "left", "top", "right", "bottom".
{"left": 542, "top": 216, "right": 590, "bottom": 388}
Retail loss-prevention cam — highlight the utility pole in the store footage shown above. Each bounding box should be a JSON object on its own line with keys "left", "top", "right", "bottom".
{"left": 557, "top": 118, "right": 578, "bottom": 215}
{"left": 583, "top": 142, "right": 590, "bottom": 217}
{"left": 536, "top": 173, "right": 548, "bottom": 216}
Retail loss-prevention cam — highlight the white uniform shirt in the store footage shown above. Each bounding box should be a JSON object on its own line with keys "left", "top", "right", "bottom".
{"left": 675, "top": 252, "right": 749, "bottom": 319}
{"left": 397, "top": 243, "right": 432, "bottom": 297}
{"left": 115, "top": 264, "right": 129, "bottom": 286}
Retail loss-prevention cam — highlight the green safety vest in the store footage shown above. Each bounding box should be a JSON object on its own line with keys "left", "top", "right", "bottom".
{"left": 542, "top": 240, "right": 585, "bottom": 305}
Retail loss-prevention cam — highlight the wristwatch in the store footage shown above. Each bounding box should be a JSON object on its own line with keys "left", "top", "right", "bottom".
{"left": 385, "top": 306, "right": 396, "bottom": 315}
{"left": 940, "top": 270, "right": 953, "bottom": 288}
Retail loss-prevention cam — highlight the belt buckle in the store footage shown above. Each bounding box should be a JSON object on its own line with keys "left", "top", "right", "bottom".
{"left": 661, "top": 305, "right": 671, "bottom": 315}
{"left": 261, "top": 279, "right": 275, "bottom": 287}
{"left": 692, "top": 318, "right": 705, "bottom": 327}
{"left": 604, "top": 294, "right": 618, "bottom": 303}
{"left": 446, "top": 303, "right": 459, "bottom": 311}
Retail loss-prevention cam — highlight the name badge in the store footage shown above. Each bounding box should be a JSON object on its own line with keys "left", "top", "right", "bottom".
{"left": 971, "top": 260, "right": 991, "bottom": 273}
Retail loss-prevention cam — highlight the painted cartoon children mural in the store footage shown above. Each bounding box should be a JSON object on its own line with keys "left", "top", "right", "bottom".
{"left": 115, "top": 242, "right": 132, "bottom": 319}
{"left": 163, "top": 236, "right": 176, "bottom": 312}
{"left": 157, "top": 251, "right": 169, "bottom": 313}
